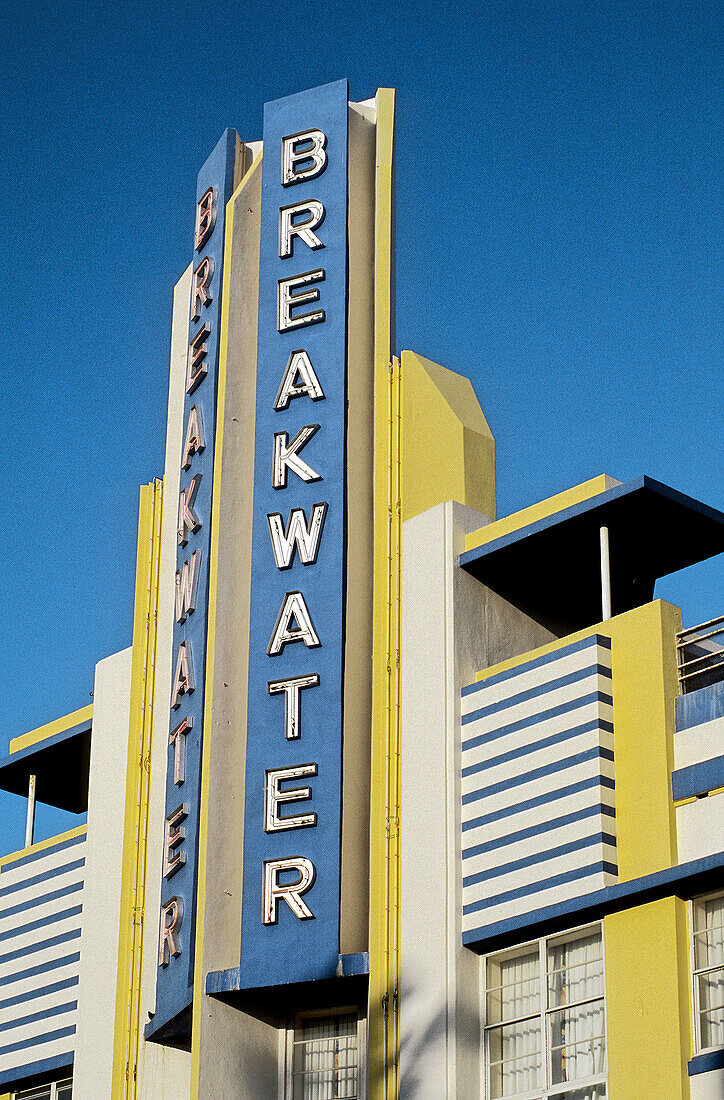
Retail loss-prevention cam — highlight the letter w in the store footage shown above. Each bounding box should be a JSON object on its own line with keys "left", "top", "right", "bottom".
{"left": 175, "top": 549, "right": 201, "bottom": 623}
{"left": 266, "top": 503, "right": 328, "bottom": 569}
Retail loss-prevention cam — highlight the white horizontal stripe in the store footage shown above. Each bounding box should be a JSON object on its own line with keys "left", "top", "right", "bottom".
{"left": 674, "top": 716, "right": 724, "bottom": 771}
{"left": 462, "top": 673, "right": 609, "bottom": 740}
{"left": 0, "top": 912, "right": 81, "bottom": 964}
{"left": 462, "top": 867, "right": 617, "bottom": 934}
{"left": 461, "top": 644, "right": 611, "bottom": 717}
{"left": 461, "top": 699, "right": 613, "bottom": 772}
{"left": 462, "top": 811, "right": 617, "bottom": 881}
{"left": 0, "top": 882, "right": 84, "bottom": 937}
{"left": 0, "top": 864, "right": 84, "bottom": 917}
{"left": 462, "top": 724, "right": 615, "bottom": 798}
{"left": 0, "top": 1000, "right": 76, "bottom": 1050}
{"left": 0, "top": 840, "right": 86, "bottom": 889}
{"left": 0, "top": 959, "right": 78, "bottom": 1007}
{"left": 461, "top": 842, "right": 618, "bottom": 909}
{"left": 461, "top": 756, "right": 616, "bottom": 824}
{"left": 0, "top": 1031, "right": 75, "bottom": 1074}
{"left": 0, "top": 982, "right": 78, "bottom": 1030}
{"left": 0, "top": 937, "right": 80, "bottom": 986}
{"left": 462, "top": 784, "right": 615, "bottom": 849}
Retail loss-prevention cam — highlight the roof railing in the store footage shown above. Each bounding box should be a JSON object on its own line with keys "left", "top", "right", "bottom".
{"left": 676, "top": 614, "right": 724, "bottom": 694}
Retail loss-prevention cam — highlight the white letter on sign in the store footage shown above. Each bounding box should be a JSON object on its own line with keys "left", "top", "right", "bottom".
{"left": 277, "top": 270, "right": 325, "bottom": 332}
{"left": 181, "top": 405, "right": 206, "bottom": 469}
{"left": 264, "top": 764, "right": 317, "bottom": 832}
{"left": 195, "top": 187, "right": 217, "bottom": 250}
{"left": 178, "top": 475, "right": 202, "bottom": 545}
{"left": 268, "top": 592, "right": 321, "bottom": 655}
{"left": 163, "top": 803, "right": 189, "bottom": 878}
{"left": 267, "top": 674, "right": 319, "bottom": 739}
{"left": 267, "top": 503, "right": 327, "bottom": 569}
{"left": 262, "top": 857, "right": 316, "bottom": 923}
{"left": 170, "top": 641, "right": 195, "bottom": 708}
{"left": 281, "top": 130, "right": 327, "bottom": 186}
{"left": 278, "top": 201, "right": 325, "bottom": 259}
{"left": 175, "top": 549, "right": 202, "bottom": 623}
{"left": 158, "top": 896, "right": 184, "bottom": 966}
{"left": 273, "top": 349, "right": 325, "bottom": 410}
{"left": 272, "top": 425, "right": 321, "bottom": 488}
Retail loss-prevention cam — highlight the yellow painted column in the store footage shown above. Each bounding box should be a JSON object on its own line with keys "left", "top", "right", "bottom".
{"left": 111, "top": 479, "right": 164, "bottom": 1100}
{"left": 368, "top": 87, "right": 399, "bottom": 1100}
{"left": 605, "top": 896, "right": 692, "bottom": 1098}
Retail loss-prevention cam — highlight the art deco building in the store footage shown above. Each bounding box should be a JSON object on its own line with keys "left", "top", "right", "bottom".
{"left": 1, "top": 81, "right": 722, "bottom": 1100}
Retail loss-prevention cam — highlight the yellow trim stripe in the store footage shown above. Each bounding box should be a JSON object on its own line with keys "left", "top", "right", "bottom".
{"left": 9, "top": 703, "right": 93, "bottom": 755}
{"left": 464, "top": 474, "right": 614, "bottom": 554}
{"left": 189, "top": 151, "right": 262, "bottom": 1098}
{"left": 111, "top": 478, "right": 164, "bottom": 1100}
{"left": 0, "top": 824, "right": 87, "bottom": 868}
{"left": 368, "top": 88, "right": 398, "bottom": 1100}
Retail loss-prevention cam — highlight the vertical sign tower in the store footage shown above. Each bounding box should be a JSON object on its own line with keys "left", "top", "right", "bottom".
{"left": 240, "top": 80, "right": 349, "bottom": 987}
{"left": 156, "top": 130, "right": 240, "bottom": 1031}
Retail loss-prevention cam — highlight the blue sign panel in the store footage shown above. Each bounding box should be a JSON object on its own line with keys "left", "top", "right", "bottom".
{"left": 239, "top": 80, "right": 349, "bottom": 988}
{"left": 155, "top": 129, "right": 238, "bottom": 1030}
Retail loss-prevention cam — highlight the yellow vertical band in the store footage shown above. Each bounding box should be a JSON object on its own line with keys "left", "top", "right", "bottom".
{"left": 368, "top": 88, "right": 399, "bottom": 1099}
{"left": 111, "top": 478, "right": 164, "bottom": 1100}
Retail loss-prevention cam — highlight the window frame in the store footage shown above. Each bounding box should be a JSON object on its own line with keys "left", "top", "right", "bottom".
{"left": 283, "top": 1005, "right": 367, "bottom": 1100}
{"left": 14, "top": 1079, "right": 72, "bottom": 1100}
{"left": 690, "top": 890, "right": 724, "bottom": 1055}
{"left": 481, "top": 921, "right": 608, "bottom": 1100}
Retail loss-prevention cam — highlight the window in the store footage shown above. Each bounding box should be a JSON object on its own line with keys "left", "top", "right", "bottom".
{"left": 288, "top": 1011, "right": 361, "bottom": 1099}
{"left": 15, "top": 1080, "right": 72, "bottom": 1100}
{"left": 692, "top": 892, "right": 724, "bottom": 1052}
{"left": 484, "top": 924, "right": 607, "bottom": 1100}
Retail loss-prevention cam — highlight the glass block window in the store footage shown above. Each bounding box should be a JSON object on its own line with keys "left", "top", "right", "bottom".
{"left": 291, "top": 1013, "right": 359, "bottom": 1099}
{"left": 692, "top": 892, "right": 724, "bottom": 1052}
{"left": 484, "top": 925, "right": 607, "bottom": 1100}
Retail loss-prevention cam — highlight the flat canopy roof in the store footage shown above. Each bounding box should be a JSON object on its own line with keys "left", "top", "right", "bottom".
{"left": 0, "top": 717, "right": 91, "bottom": 813}
{"left": 459, "top": 476, "right": 724, "bottom": 635}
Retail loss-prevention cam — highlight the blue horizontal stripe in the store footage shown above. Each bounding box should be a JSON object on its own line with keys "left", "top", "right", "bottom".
{"left": 462, "top": 664, "right": 612, "bottom": 726}
{"left": 462, "top": 746, "right": 615, "bottom": 806}
{"left": 688, "top": 1049, "right": 724, "bottom": 1076}
{"left": 462, "top": 774, "right": 615, "bottom": 832}
{"left": 0, "top": 975, "right": 78, "bottom": 1014}
{"left": 462, "top": 718, "right": 614, "bottom": 778}
{"left": 461, "top": 634, "right": 611, "bottom": 697}
{"left": 0, "top": 858, "right": 85, "bottom": 900}
{"left": 462, "top": 849, "right": 724, "bottom": 954}
{"left": 463, "top": 861, "right": 619, "bottom": 916}
{"left": 0, "top": 998, "right": 76, "bottom": 1035}
{"left": 0, "top": 1050, "right": 74, "bottom": 1090}
{"left": 672, "top": 756, "right": 724, "bottom": 801}
{"left": 1, "top": 880, "right": 83, "bottom": 921}
{"left": 463, "top": 832, "right": 617, "bottom": 887}
{"left": 0, "top": 1023, "right": 76, "bottom": 1058}
{"left": 463, "top": 803, "right": 616, "bottom": 859}
{"left": 0, "top": 905, "right": 82, "bottom": 945}
{"left": 462, "top": 692, "right": 613, "bottom": 754}
{"left": 0, "top": 928, "right": 81, "bottom": 968}
{"left": 1, "top": 834, "right": 85, "bottom": 876}
{"left": 0, "top": 951, "right": 80, "bottom": 990}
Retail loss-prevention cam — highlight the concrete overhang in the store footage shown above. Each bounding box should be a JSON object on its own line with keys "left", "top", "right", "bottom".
{"left": 0, "top": 711, "right": 92, "bottom": 813}
{"left": 459, "top": 475, "right": 724, "bottom": 635}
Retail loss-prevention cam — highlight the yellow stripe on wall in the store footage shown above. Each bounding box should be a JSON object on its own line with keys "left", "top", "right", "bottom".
{"left": 110, "top": 478, "right": 164, "bottom": 1100}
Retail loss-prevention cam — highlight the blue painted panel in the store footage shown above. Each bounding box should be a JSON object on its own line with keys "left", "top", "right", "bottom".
{"left": 672, "top": 755, "right": 724, "bottom": 801}
{"left": 676, "top": 681, "right": 724, "bottom": 731}
{"left": 239, "top": 81, "right": 349, "bottom": 989}
{"left": 155, "top": 129, "right": 238, "bottom": 1029}
{"left": 688, "top": 1049, "right": 724, "bottom": 1075}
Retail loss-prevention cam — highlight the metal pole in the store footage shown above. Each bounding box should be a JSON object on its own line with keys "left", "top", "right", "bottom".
{"left": 25, "top": 773, "right": 36, "bottom": 848}
{"left": 600, "top": 525, "right": 612, "bottom": 620}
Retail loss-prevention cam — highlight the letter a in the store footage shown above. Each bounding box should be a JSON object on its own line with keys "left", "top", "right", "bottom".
{"left": 171, "top": 641, "right": 195, "bottom": 708}
{"left": 267, "top": 592, "right": 321, "bottom": 655}
{"left": 273, "top": 349, "right": 325, "bottom": 411}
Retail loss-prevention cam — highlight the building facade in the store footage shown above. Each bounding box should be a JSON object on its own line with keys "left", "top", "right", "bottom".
{"left": 1, "top": 81, "right": 723, "bottom": 1100}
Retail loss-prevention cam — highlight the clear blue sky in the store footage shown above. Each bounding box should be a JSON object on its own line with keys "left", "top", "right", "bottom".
{"left": 2, "top": 0, "right": 721, "bottom": 850}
